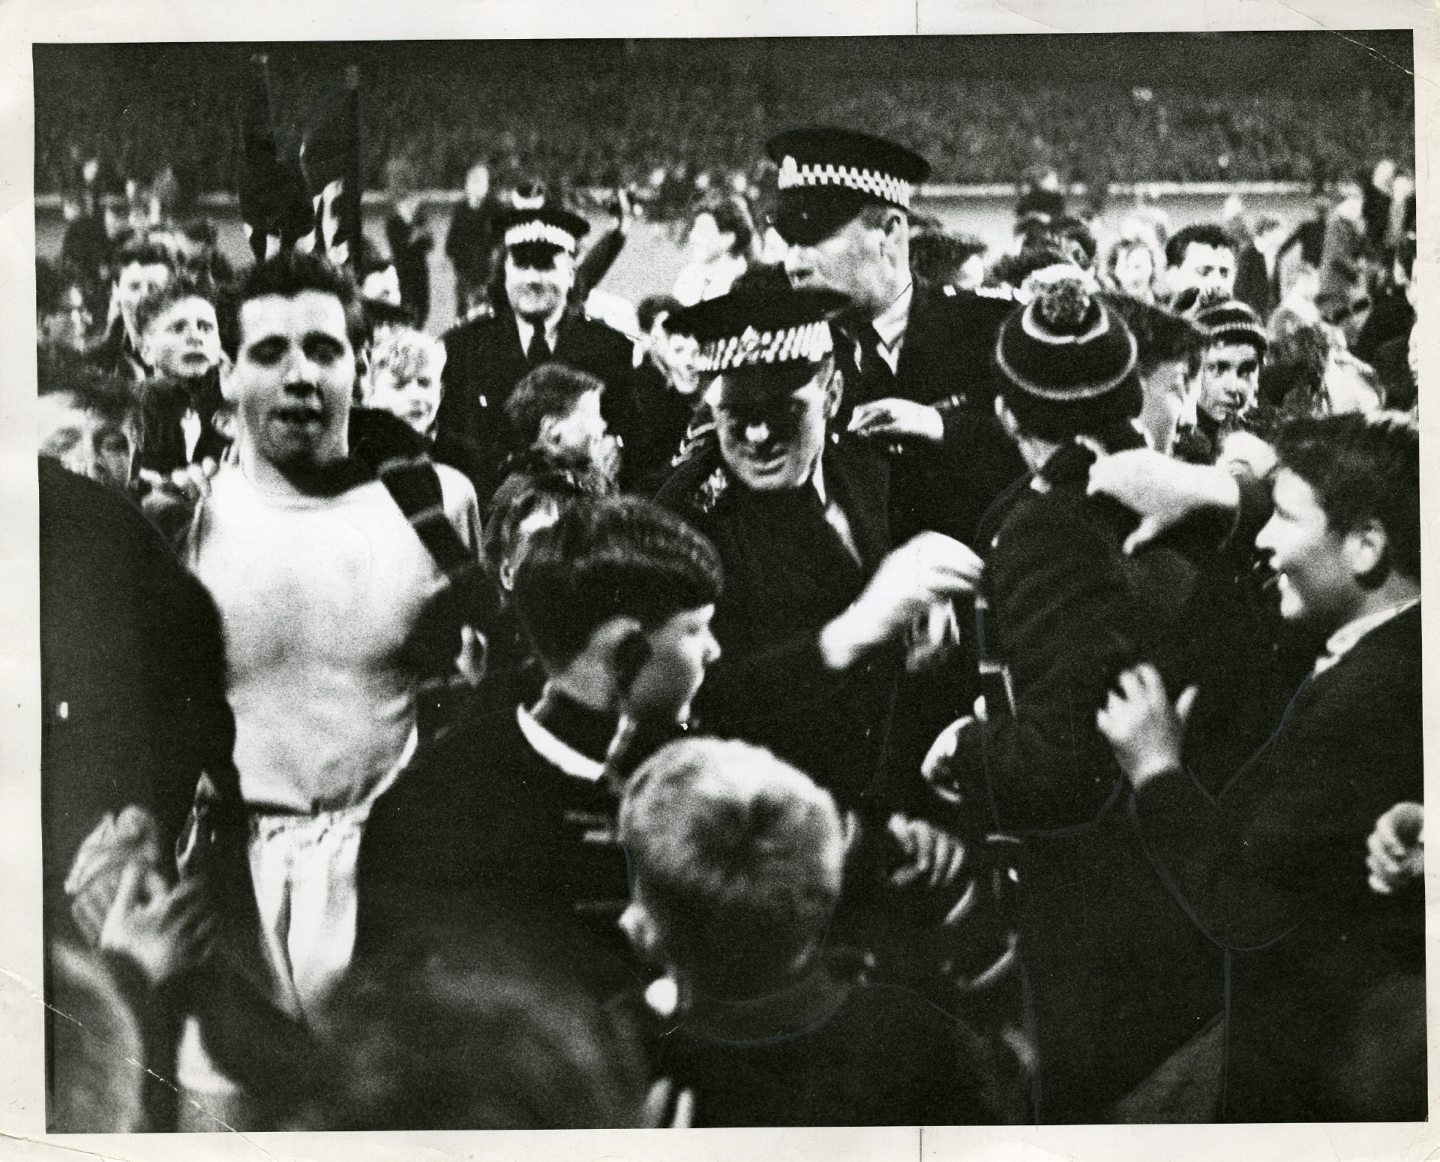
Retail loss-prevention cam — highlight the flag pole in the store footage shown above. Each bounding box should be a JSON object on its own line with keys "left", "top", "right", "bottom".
{"left": 345, "top": 64, "right": 363, "bottom": 275}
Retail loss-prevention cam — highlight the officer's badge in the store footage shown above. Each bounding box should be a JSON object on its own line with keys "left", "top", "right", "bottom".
{"left": 779, "top": 155, "right": 801, "bottom": 187}
{"left": 736, "top": 327, "right": 763, "bottom": 362}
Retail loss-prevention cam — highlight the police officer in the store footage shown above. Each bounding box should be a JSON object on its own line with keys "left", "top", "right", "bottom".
{"left": 435, "top": 202, "right": 634, "bottom": 505}
{"left": 764, "top": 126, "right": 1027, "bottom": 545}
{"left": 657, "top": 283, "right": 981, "bottom": 812}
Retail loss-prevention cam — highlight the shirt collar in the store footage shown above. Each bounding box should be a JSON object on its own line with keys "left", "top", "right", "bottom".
{"left": 871, "top": 282, "right": 914, "bottom": 356}
{"left": 515, "top": 705, "right": 606, "bottom": 782}
{"left": 811, "top": 458, "right": 828, "bottom": 506}
{"left": 515, "top": 310, "right": 562, "bottom": 351}
{"left": 1313, "top": 597, "right": 1420, "bottom": 677}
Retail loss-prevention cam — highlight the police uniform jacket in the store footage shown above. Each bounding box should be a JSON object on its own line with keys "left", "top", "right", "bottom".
{"left": 436, "top": 305, "right": 636, "bottom": 501}
{"left": 657, "top": 435, "right": 908, "bottom": 811}
{"left": 832, "top": 278, "right": 1027, "bottom": 545}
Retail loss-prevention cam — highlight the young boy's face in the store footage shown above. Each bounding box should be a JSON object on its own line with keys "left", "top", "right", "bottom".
{"left": 627, "top": 604, "right": 721, "bottom": 725}
{"left": 142, "top": 295, "right": 221, "bottom": 380}
{"left": 365, "top": 359, "right": 444, "bottom": 436}
{"left": 1197, "top": 340, "right": 1261, "bottom": 426}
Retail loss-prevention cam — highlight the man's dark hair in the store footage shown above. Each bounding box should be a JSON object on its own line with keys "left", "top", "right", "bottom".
{"left": 513, "top": 496, "right": 722, "bottom": 671}
{"left": 1273, "top": 412, "right": 1419, "bottom": 580}
{"left": 134, "top": 271, "right": 218, "bottom": 337}
{"left": 220, "top": 251, "right": 366, "bottom": 358}
{"left": 987, "top": 242, "right": 1074, "bottom": 292}
{"left": 1103, "top": 294, "right": 1207, "bottom": 375}
{"left": 481, "top": 468, "right": 590, "bottom": 580}
{"left": 505, "top": 364, "right": 605, "bottom": 449}
{"left": 700, "top": 196, "right": 757, "bottom": 258}
{"left": 637, "top": 294, "right": 683, "bottom": 336}
{"left": 37, "top": 354, "right": 143, "bottom": 433}
{"left": 111, "top": 237, "right": 176, "bottom": 279}
{"left": 1164, "top": 224, "right": 1236, "bottom": 270}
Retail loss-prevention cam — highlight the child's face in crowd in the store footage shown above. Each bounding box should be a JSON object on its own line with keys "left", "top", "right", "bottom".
{"left": 1113, "top": 245, "right": 1155, "bottom": 298}
{"left": 1197, "top": 340, "right": 1260, "bottom": 425}
{"left": 38, "top": 393, "right": 137, "bottom": 491}
{"left": 142, "top": 296, "right": 221, "bottom": 379}
{"left": 1255, "top": 467, "right": 1358, "bottom": 631}
{"left": 366, "top": 360, "right": 444, "bottom": 436}
{"left": 627, "top": 604, "right": 721, "bottom": 725}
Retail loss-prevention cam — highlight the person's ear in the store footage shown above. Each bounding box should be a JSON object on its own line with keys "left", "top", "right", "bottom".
{"left": 589, "top": 617, "right": 651, "bottom": 698}
{"left": 138, "top": 332, "right": 156, "bottom": 370}
{"left": 219, "top": 349, "right": 237, "bottom": 403}
{"left": 878, "top": 209, "right": 907, "bottom": 263}
{"left": 1346, "top": 517, "right": 1389, "bottom": 582}
{"left": 613, "top": 631, "right": 653, "bottom": 697}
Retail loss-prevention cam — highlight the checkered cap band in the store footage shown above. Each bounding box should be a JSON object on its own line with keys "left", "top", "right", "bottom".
{"left": 695, "top": 321, "right": 834, "bottom": 372}
{"left": 504, "top": 221, "right": 578, "bottom": 252}
{"left": 777, "top": 155, "right": 913, "bottom": 208}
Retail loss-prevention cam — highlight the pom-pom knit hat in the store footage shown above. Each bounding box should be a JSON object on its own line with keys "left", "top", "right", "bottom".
{"left": 995, "top": 267, "right": 1138, "bottom": 402}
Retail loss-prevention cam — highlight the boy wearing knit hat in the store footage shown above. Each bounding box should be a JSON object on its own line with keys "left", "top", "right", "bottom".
{"left": 1190, "top": 297, "right": 1268, "bottom": 433}
{"left": 925, "top": 270, "right": 1224, "bottom": 1122}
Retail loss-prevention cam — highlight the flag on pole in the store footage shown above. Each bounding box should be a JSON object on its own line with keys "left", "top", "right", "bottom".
{"left": 235, "top": 54, "right": 313, "bottom": 261}
{"left": 297, "top": 65, "right": 364, "bottom": 271}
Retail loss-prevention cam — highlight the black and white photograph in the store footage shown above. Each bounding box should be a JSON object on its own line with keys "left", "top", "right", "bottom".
{"left": 2, "top": 2, "right": 1434, "bottom": 1156}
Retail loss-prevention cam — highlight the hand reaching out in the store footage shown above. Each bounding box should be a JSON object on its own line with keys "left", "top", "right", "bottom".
{"left": 1095, "top": 664, "right": 1198, "bottom": 789}
{"left": 887, "top": 815, "right": 969, "bottom": 890}
{"left": 821, "top": 533, "right": 982, "bottom": 670}
{"left": 98, "top": 862, "right": 219, "bottom": 988}
{"left": 847, "top": 398, "right": 945, "bottom": 444}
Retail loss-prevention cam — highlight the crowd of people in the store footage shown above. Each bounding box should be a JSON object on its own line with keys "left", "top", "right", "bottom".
{"left": 37, "top": 40, "right": 1415, "bottom": 205}
{"left": 36, "top": 110, "right": 1423, "bottom": 1133}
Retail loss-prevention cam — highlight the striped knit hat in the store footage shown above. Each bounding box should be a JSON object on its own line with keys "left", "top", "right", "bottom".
{"left": 1192, "top": 298, "right": 1268, "bottom": 357}
{"left": 995, "top": 268, "right": 1138, "bottom": 403}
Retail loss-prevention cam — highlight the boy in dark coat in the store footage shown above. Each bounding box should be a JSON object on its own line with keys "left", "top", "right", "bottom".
{"left": 926, "top": 271, "right": 1226, "bottom": 1121}
{"left": 355, "top": 497, "right": 723, "bottom": 990}
{"left": 1099, "top": 412, "right": 1423, "bottom": 1121}
{"left": 615, "top": 736, "right": 1013, "bottom": 1126}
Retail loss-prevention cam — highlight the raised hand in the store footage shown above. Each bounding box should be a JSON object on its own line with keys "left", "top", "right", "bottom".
{"left": 1095, "top": 663, "right": 1198, "bottom": 789}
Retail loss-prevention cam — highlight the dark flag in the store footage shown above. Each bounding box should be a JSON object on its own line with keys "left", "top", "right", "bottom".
{"left": 297, "top": 65, "right": 364, "bottom": 271}
{"left": 236, "top": 53, "right": 313, "bottom": 261}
